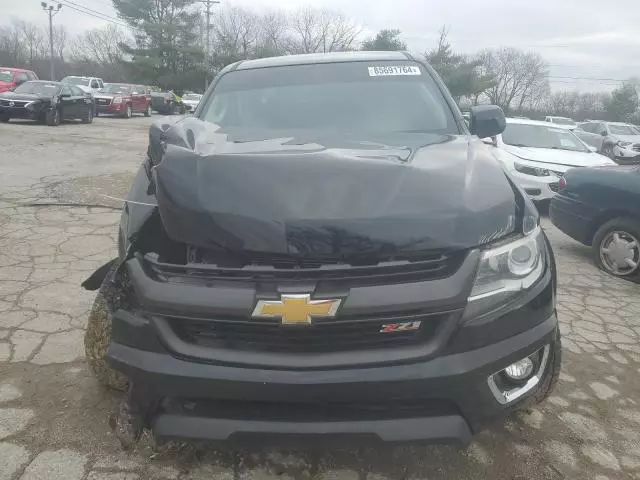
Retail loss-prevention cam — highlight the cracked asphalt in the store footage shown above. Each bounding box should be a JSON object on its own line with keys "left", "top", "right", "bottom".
{"left": 1, "top": 117, "right": 639, "bottom": 480}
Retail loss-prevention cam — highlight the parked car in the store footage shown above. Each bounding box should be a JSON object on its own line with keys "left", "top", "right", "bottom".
{"left": 0, "top": 80, "right": 93, "bottom": 126}
{"left": 484, "top": 118, "right": 615, "bottom": 203}
{"left": 550, "top": 165, "right": 639, "bottom": 280}
{"left": 573, "top": 121, "right": 640, "bottom": 164}
{"left": 93, "top": 83, "right": 152, "bottom": 118}
{"left": 182, "top": 93, "right": 202, "bottom": 112}
{"left": 544, "top": 116, "right": 576, "bottom": 128}
{"left": 150, "top": 90, "right": 185, "bottom": 114}
{"left": 60, "top": 76, "right": 104, "bottom": 97}
{"left": 81, "top": 52, "right": 560, "bottom": 447}
{"left": 0, "top": 67, "right": 38, "bottom": 93}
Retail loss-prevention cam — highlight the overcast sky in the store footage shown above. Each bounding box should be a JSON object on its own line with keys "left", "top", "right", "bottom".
{"left": 5, "top": 0, "right": 640, "bottom": 91}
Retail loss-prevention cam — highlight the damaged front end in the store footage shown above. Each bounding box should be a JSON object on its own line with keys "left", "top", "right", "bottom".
{"left": 82, "top": 112, "right": 529, "bottom": 447}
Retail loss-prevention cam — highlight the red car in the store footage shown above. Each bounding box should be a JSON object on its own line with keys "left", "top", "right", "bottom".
{"left": 0, "top": 67, "right": 39, "bottom": 93}
{"left": 93, "top": 83, "right": 152, "bottom": 118}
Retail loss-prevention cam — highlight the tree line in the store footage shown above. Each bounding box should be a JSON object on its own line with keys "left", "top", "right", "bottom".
{"left": 1, "top": 1, "right": 638, "bottom": 123}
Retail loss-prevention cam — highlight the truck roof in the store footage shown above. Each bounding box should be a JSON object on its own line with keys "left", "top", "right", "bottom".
{"left": 235, "top": 51, "right": 412, "bottom": 71}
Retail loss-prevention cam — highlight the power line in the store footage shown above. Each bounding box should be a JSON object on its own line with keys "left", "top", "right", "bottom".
{"left": 56, "top": 0, "right": 136, "bottom": 31}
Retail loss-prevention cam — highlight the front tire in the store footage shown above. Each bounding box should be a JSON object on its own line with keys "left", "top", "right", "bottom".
{"left": 85, "top": 266, "right": 128, "bottom": 391}
{"left": 592, "top": 217, "right": 640, "bottom": 279}
{"left": 46, "top": 108, "right": 60, "bottom": 126}
{"left": 82, "top": 107, "right": 93, "bottom": 124}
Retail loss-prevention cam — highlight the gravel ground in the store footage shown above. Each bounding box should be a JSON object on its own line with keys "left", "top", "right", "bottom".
{"left": 0, "top": 116, "right": 639, "bottom": 480}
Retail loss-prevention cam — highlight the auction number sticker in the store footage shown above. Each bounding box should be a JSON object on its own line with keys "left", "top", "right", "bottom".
{"left": 368, "top": 65, "right": 421, "bottom": 77}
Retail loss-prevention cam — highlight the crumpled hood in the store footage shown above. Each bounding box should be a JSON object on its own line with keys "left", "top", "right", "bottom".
{"left": 151, "top": 118, "right": 519, "bottom": 256}
{"left": 503, "top": 145, "right": 614, "bottom": 167}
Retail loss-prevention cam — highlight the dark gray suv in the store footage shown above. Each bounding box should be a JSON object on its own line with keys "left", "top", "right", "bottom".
{"left": 82, "top": 51, "right": 561, "bottom": 447}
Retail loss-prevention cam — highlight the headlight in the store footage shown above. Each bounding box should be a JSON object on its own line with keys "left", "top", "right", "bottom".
{"left": 113, "top": 96, "right": 123, "bottom": 104}
{"left": 470, "top": 227, "right": 546, "bottom": 300}
{"left": 513, "top": 162, "right": 550, "bottom": 177}
{"left": 617, "top": 141, "right": 632, "bottom": 147}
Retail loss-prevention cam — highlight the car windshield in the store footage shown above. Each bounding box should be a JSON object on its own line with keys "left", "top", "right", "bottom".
{"left": 61, "top": 76, "right": 90, "bottom": 86}
{"left": 0, "top": 70, "right": 14, "bottom": 82}
{"left": 102, "top": 84, "right": 131, "bottom": 94}
{"left": 184, "top": 94, "right": 201, "bottom": 101}
{"left": 502, "top": 123, "right": 589, "bottom": 152}
{"left": 201, "top": 61, "right": 459, "bottom": 136}
{"left": 13, "top": 82, "right": 59, "bottom": 95}
{"left": 608, "top": 124, "right": 637, "bottom": 135}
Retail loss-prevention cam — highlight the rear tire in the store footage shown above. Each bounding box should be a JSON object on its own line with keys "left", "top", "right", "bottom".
{"left": 45, "top": 108, "right": 60, "bottom": 126}
{"left": 592, "top": 217, "right": 640, "bottom": 279}
{"left": 85, "top": 265, "right": 128, "bottom": 391}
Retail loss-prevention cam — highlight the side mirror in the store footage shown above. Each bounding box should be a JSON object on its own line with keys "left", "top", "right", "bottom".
{"left": 469, "top": 105, "right": 506, "bottom": 139}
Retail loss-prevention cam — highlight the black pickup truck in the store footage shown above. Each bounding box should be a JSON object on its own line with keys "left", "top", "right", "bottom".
{"left": 83, "top": 51, "right": 561, "bottom": 448}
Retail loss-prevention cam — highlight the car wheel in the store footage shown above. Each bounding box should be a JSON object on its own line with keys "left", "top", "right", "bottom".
{"left": 82, "top": 107, "right": 93, "bottom": 124}
{"left": 46, "top": 108, "right": 60, "bottom": 126}
{"left": 592, "top": 217, "right": 640, "bottom": 278}
{"left": 144, "top": 104, "right": 152, "bottom": 117}
{"left": 85, "top": 264, "right": 128, "bottom": 391}
{"left": 123, "top": 104, "right": 132, "bottom": 119}
{"left": 601, "top": 143, "right": 615, "bottom": 160}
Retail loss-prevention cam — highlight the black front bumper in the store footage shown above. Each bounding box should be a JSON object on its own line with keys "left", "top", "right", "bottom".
{"left": 109, "top": 315, "right": 557, "bottom": 445}
{"left": 0, "top": 106, "right": 41, "bottom": 119}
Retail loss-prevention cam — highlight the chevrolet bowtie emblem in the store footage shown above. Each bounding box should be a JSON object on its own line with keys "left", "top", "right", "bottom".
{"left": 252, "top": 294, "right": 341, "bottom": 325}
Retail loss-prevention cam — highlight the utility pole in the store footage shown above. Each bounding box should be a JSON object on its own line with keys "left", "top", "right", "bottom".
{"left": 202, "top": 0, "right": 220, "bottom": 91}
{"left": 41, "top": 2, "right": 62, "bottom": 81}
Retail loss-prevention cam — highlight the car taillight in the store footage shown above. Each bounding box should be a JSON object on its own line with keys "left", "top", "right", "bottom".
{"left": 558, "top": 177, "right": 567, "bottom": 191}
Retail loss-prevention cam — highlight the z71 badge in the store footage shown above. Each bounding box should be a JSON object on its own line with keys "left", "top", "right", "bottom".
{"left": 380, "top": 321, "right": 422, "bottom": 333}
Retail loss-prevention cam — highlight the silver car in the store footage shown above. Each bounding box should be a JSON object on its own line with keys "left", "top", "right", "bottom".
{"left": 573, "top": 121, "right": 640, "bottom": 164}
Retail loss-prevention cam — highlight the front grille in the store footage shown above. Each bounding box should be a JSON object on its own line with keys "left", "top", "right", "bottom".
{"left": 169, "top": 310, "right": 450, "bottom": 353}
{"left": 96, "top": 97, "right": 111, "bottom": 105}
{"left": 549, "top": 182, "right": 560, "bottom": 193}
{"left": 0, "top": 99, "right": 29, "bottom": 108}
{"left": 166, "top": 397, "right": 459, "bottom": 422}
{"left": 144, "top": 248, "right": 466, "bottom": 286}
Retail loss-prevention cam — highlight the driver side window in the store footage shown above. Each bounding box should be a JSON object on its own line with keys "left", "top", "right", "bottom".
{"left": 91, "top": 79, "right": 100, "bottom": 89}
{"left": 61, "top": 86, "right": 71, "bottom": 96}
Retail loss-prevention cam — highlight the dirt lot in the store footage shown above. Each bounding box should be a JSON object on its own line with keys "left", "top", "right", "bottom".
{"left": 0, "top": 116, "right": 639, "bottom": 480}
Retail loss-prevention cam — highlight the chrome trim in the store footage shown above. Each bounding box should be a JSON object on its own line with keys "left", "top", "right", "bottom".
{"left": 487, "top": 344, "right": 550, "bottom": 405}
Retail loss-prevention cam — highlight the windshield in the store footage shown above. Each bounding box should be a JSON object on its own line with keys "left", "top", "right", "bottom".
{"left": 102, "top": 84, "right": 131, "bottom": 94}
{"left": 502, "top": 123, "right": 589, "bottom": 152}
{"left": 608, "top": 124, "right": 637, "bottom": 135}
{"left": 61, "top": 76, "right": 90, "bottom": 87}
{"left": 0, "top": 70, "right": 13, "bottom": 82}
{"left": 201, "top": 61, "right": 459, "bottom": 136}
{"left": 13, "top": 82, "right": 60, "bottom": 95}
{"left": 551, "top": 117, "right": 576, "bottom": 126}
{"left": 184, "top": 94, "right": 201, "bottom": 101}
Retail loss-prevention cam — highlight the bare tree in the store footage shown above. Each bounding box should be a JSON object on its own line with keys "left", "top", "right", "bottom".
{"left": 211, "top": 6, "right": 259, "bottom": 59}
{"left": 17, "top": 21, "right": 46, "bottom": 65}
{"left": 71, "top": 25, "right": 127, "bottom": 65}
{"left": 258, "top": 9, "right": 289, "bottom": 56}
{"left": 288, "top": 7, "right": 359, "bottom": 54}
{"left": 479, "top": 48, "right": 549, "bottom": 113}
{"left": 52, "top": 24, "right": 68, "bottom": 64}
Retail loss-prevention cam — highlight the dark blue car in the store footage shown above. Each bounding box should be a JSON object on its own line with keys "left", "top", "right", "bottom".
{"left": 550, "top": 165, "right": 640, "bottom": 280}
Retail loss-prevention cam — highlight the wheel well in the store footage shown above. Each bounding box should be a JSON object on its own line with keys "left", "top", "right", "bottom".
{"left": 586, "top": 210, "right": 640, "bottom": 245}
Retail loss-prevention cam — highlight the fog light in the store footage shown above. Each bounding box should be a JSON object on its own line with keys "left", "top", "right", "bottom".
{"left": 504, "top": 358, "right": 534, "bottom": 381}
